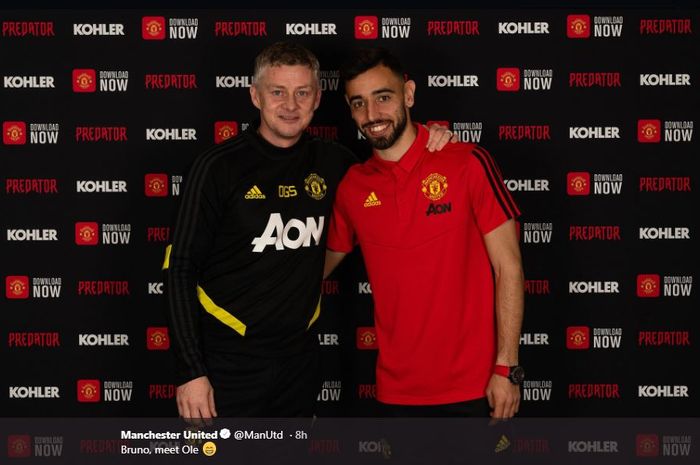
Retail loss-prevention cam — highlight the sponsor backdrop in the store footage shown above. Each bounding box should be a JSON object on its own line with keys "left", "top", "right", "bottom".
{"left": 1, "top": 9, "right": 698, "bottom": 418}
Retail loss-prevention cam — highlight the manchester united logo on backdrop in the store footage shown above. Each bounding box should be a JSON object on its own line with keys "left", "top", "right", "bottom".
{"left": 73, "top": 69, "right": 96, "bottom": 92}
{"left": 567, "top": 15, "right": 590, "bottom": 38}
{"left": 7, "top": 435, "right": 31, "bottom": 458}
{"left": 75, "top": 222, "right": 98, "bottom": 245}
{"left": 142, "top": 17, "right": 165, "bottom": 40}
{"left": 145, "top": 174, "right": 168, "bottom": 197}
{"left": 214, "top": 121, "right": 238, "bottom": 144}
{"left": 304, "top": 173, "right": 327, "bottom": 200}
{"left": 567, "top": 172, "right": 590, "bottom": 195}
{"left": 356, "top": 327, "right": 378, "bottom": 349}
{"left": 421, "top": 173, "right": 448, "bottom": 201}
{"left": 355, "top": 16, "right": 378, "bottom": 39}
{"left": 636, "top": 434, "right": 659, "bottom": 457}
{"left": 497, "top": 68, "right": 520, "bottom": 91}
{"left": 6, "top": 276, "right": 29, "bottom": 299}
{"left": 638, "top": 120, "right": 661, "bottom": 143}
{"left": 147, "top": 327, "right": 170, "bottom": 350}
{"left": 566, "top": 326, "right": 590, "bottom": 349}
{"left": 8, "top": 280, "right": 25, "bottom": 296}
{"left": 3, "top": 122, "right": 26, "bottom": 145}
{"left": 637, "top": 274, "right": 660, "bottom": 297}
{"left": 77, "top": 380, "right": 100, "bottom": 402}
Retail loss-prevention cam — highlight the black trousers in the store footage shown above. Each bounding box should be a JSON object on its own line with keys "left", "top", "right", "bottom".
{"left": 206, "top": 349, "right": 321, "bottom": 417}
{"left": 378, "top": 396, "right": 491, "bottom": 417}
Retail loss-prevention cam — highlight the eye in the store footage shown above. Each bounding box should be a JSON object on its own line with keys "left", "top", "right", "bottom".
{"left": 296, "top": 90, "right": 309, "bottom": 97}
{"left": 377, "top": 94, "right": 391, "bottom": 103}
{"left": 351, "top": 100, "right": 365, "bottom": 110}
{"left": 271, "top": 90, "right": 283, "bottom": 97}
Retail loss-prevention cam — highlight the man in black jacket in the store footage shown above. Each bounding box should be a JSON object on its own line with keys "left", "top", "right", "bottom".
{"left": 165, "top": 42, "right": 454, "bottom": 418}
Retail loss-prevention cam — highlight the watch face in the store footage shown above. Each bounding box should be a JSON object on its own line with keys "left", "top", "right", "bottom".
{"left": 510, "top": 366, "right": 525, "bottom": 384}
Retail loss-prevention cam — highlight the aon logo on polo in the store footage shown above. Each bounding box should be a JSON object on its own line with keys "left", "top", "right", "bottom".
{"left": 252, "top": 213, "right": 324, "bottom": 253}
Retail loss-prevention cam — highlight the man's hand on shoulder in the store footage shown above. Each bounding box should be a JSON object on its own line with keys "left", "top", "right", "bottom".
{"left": 177, "top": 376, "right": 217, "bottom": 423}
{"left": 425, "top": 123, "right": 459, "bottom": 152}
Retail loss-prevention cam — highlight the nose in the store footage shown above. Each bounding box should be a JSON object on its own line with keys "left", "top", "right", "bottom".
{"left": 283, "top": 93, "right": 299, "bottom": 111}
{"left": 365, "top": 100, "right": 379, "bottom": 122}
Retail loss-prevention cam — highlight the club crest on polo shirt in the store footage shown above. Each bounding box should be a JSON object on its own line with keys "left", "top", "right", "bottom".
{"left": 421, "top": 173, "right": 448, "bottom": 201}
{"left": 304, "top": 173, "right": 327, "bottom": 200}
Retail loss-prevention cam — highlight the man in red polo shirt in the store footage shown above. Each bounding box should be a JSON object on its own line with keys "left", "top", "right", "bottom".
{"left": 325, "top": 48, "right": 525, "bottom": 418}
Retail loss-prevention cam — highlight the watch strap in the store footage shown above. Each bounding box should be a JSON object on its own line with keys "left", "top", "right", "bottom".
{"left": 493, "top": 364, "right": 510, "bottom": 378}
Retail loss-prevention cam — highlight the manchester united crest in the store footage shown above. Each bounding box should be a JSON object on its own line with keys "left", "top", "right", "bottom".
{"left": 304, "top": 173, "right": 327, "bottom": 200}
{"left": 421, "top": 173, "right": 448, "bottom": 201}
{"left": 7, "top": 278, "right": 27, "bottom": 297}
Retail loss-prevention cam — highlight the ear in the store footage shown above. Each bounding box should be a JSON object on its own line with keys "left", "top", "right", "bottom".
{"left": 250, "top": 85, "right": 261, "bottom": 110}
{"left": 403, "top": 80, "right": 416, "bottom": 108}
{"left": 313, "top": 87, "right": 322, "bottom": 111}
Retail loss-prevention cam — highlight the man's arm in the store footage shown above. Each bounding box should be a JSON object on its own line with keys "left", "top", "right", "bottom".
{"left": 324, "top": 250, "right": 348, "bottom": 279}
{"left": 326, "top": 171, "right": 356, "bottom": 277}
{"left": 482, "top": 219, "right": 524, "bottom": 419}
{"left": 164, "top": 153, "right": 226, "bottom": 420}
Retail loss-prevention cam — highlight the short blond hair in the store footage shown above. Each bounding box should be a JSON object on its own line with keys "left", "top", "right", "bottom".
{"left": 253, "top": 42, "right": 320, "bottom": 85}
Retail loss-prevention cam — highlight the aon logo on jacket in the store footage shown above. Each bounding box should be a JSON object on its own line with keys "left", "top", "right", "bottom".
{"left": 252, "top": 213, "right": 324, "bottom": 252}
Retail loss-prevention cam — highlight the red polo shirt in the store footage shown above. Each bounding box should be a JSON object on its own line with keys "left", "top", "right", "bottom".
{"left": 328, "top": 124, "right": 520, "bottom": 405}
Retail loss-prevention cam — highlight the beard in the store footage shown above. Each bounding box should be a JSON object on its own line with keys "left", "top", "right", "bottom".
{"left": 361, "top": 107, "right": 408, "bottom": 150}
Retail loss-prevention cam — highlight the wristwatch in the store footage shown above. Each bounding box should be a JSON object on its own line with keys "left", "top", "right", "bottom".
{"left": 494, "top": 365, "right": 525, "bottom": 385}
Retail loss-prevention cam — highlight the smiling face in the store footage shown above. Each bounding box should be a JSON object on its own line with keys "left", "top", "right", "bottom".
{"left": 345, "top": 64, "right": 415, "bottom": 151}
{"left": 250, "top": 64, "right": 321, "bottom": 148}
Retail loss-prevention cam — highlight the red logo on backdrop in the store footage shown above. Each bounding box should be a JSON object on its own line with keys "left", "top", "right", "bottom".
{"left": 77, "top": 379, "right": 101, "bottom": 402}
{"left": 567, "top": 172, "right": 590, "bottom": 195}
{"left": 3, "top": 121, "right": 26, "bottom": 145}
{"left": 636, "top": 434, "right": 659, "bottom": 457}
{"left": 141, "top": 16, "right": 165, "bottom": 40}
{"left": 426, "top": 120, "right": 450, "bottom": 129}
{"left": 214, "top": 121, "right": 238, "bottom": 144}
{"left": 142, "top": 16, "right": 166, "bottom": 40}
{"left": 72, "top": 69, "right": 96, "bottom": 93}
{"left": 638, "top": 119, "right": 661, "bottom": 143}
{"left": 147, "top": 327, "right": 170, "bottom": 350}
{"left": 566, "top": 326, "right": 590, "bottom": 349}
{"left": 7, "top": 435, "right": 31, "bottom": 458}
{"left": 567, "top": 15, "right": 590, "bottom": 38}
{"left": 6, "top": 276, "right": 29, "bottom": 299}
{"left": 75, "top": 222, "right": 99, "bottom": 245}
{"left": 356, "top": 327, "right": 378, "bottom": 349}
{"left": 145, "top": 174, "right": 168, "bottom": 197}
{"left": 355, "top": 16, "right": 378, "bottom": 39}
{"left": 497, "top": 68, "right": 520, "bottom": 91}
{"left": 637, "top": 274, "right": 660, "bottom": 297}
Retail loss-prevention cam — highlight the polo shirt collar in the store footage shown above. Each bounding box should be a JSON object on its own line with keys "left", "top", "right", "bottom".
{"left": 370, "top": 123, "right": 427, "bottom": 173}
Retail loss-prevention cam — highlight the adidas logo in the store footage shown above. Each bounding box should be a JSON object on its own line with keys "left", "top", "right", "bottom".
{"left": 244, "top": 185, "right": 266, "bottom": 199}
{"left": 363, "top": 191, "right": 382, "bottom": 207}
{"left": 495, "top": 435, "right": 510, "bottom": 453}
